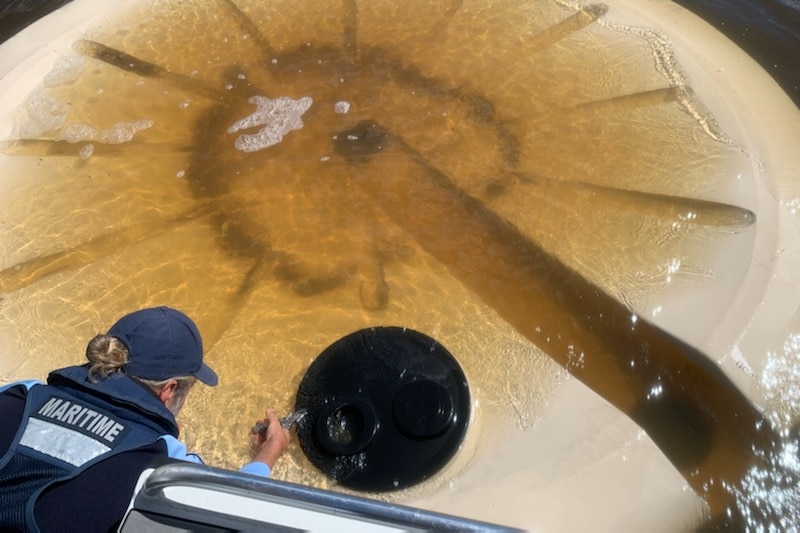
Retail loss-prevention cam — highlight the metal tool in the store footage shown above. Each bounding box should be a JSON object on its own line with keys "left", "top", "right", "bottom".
{"left": 251, "top": 409, "right": 307, "bottom": 434}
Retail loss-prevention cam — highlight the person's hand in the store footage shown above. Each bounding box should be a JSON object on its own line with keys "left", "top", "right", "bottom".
{"left": 250, "top": 408, "right": 290, "bottom": 469}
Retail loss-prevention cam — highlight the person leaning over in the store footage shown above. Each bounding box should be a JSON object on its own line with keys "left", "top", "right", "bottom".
{"left": 0, "top": 306, "right": 290, "bottom": 532}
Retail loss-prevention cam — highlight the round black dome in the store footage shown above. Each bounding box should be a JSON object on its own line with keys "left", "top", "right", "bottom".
{"left": 294, "top": 326, "right": 470, "bottom": 492}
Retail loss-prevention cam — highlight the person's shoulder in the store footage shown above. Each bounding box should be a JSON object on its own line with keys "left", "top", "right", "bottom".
{"left": 0, "top": 381, "right": 39, "bottom": 454}
{"left": 0, "top": 379, "right": 42, "bottom": 397}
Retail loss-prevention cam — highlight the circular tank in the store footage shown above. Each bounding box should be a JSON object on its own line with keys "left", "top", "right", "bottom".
{"left": 1, "top": 0, "right": 799, "bottom": 529}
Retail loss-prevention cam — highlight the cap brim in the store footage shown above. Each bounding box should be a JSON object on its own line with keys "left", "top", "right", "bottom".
{"left": 194, "top": 363, "right": 219, "bottom": 386}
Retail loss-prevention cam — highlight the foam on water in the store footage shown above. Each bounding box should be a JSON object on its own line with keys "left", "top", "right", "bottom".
{"left": 18, "top": 91, "right": 68, "bottom": 137}
{"left": 54, "top": 118, "right": 153, "bottom": 144}
{"left": 227, "top": 95, "right": 313, "bottom": 153}
{"left": 43, "top": 55, "right": 84, "bottom": 87}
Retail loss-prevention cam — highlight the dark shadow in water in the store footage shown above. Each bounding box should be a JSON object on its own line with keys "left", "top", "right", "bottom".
{"left": 333, "top": 120, "right": 777, "bottom": 526}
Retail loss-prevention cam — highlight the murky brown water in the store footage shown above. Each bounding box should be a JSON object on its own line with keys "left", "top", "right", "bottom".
{"left": 0, "top": 0, "right": 760, "bottom": 512}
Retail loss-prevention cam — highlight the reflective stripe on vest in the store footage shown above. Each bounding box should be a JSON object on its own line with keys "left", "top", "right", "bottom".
{"left": 0, "top": 382, "right": 171, "bottom": 532}
{"left": 19, "top": 391, "right": 131, "bottom": 468}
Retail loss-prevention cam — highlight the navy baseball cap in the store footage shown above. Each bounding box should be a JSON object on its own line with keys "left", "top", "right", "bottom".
{"left": 107, "top": 306, "right": 218, "bottom": 386}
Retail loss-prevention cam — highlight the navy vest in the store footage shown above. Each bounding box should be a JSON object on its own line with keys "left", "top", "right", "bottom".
{"left": 0, "top": 366, "right": 179, "bottom": 532}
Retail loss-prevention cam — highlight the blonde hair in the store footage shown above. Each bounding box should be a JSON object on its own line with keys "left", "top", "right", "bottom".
{"left": 86, "top": 333, "right": 196, "bottom": 414}
{"left": 86, "top": 334, "right": 129, "bottom": 382}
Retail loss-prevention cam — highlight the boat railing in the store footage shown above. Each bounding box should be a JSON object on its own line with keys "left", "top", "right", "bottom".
{"left": 119, "top": 461, "right": 522, "bottom": 532}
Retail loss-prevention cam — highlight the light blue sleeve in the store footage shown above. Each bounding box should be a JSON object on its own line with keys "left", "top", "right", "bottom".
{"left": 159, "top": 435, "right": 205, "bottom": 464}
{"left": 240, "top": 461, "right": 271, "bottom": 478}
{"left": 0, "top": 380, "right": 42, "bottom": 393}
{"left": 158, "top": 435, "right": 272, "bottom": 477}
